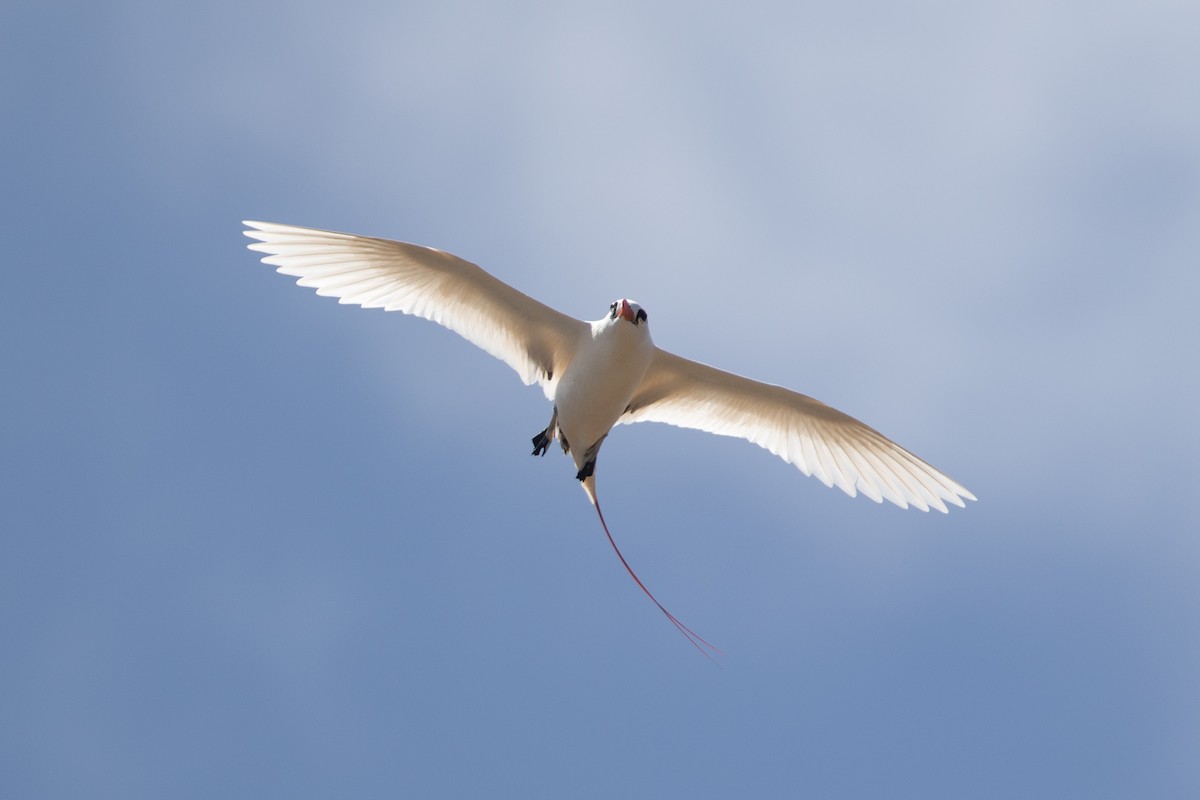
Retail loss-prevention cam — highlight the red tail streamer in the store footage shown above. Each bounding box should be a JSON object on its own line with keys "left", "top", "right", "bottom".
{"left": 592, "top": 500, "right": 721, "bottom": 660}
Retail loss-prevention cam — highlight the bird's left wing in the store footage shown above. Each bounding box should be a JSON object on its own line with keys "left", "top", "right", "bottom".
{"left": 244, "top": 221, "right": 587, "bottom": 394}
{"left": 622, "top": 349, "right": 975, "bottom": 512}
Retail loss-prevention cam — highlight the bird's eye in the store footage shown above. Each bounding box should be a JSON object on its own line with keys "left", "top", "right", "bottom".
{"left": 609, "top": 302, "right": 618, "bottom": 317}
{"left": 636, "top": 308, "right": 647, "bottom": 324}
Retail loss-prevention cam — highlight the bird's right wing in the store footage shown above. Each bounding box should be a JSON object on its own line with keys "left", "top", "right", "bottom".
{"left": 244, "top": 221, "right": 587, "bottom": 395}
{"left": 623, "top": 349, "right": 975, "bottom": 512}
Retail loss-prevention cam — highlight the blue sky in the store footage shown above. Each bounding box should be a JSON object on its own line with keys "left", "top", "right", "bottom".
{"left": 2, "top": 1, "right": 1198, "bottom": 797}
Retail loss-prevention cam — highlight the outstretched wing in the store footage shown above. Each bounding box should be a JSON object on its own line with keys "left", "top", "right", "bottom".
{"left": 623, "top": 349, "right": 975, "bottom": 512}
{"left": 244, "top": 221, "right": 587, "bottom": 395}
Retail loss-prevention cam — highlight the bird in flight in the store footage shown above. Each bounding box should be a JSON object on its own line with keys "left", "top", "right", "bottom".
{"left": 245, "top": 221, "right": 974, "bottom": 655}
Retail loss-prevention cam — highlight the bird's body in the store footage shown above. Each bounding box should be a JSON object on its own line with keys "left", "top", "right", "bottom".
{"left": 244, "top": 220, "right": 975, "bottom": 652}
{"left": 548, "top": 301, "right": 655, "bottom": 498}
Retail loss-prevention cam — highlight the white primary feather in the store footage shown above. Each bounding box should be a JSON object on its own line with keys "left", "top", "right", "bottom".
{"left": 243, "top": 221, "right": 585, "bottom": 397}
{"left": 623, "top": 350, "right": 976, "bottom": 512}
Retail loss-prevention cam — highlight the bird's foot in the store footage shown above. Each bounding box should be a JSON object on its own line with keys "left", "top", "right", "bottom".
{"left": 532, "top": 407, "right": 560, "bottom": 456}
{"left": 574, "top": 436, "right": 605, "bottom": 480}
{"left": 531, "top": 428, "right": 553, "bottom": 457}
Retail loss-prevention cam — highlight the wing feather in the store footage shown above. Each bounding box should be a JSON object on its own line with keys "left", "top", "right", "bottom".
{"left": 244, "top": 221, "right": 586, "bottom": 394}
{"left": 623, "top": 349, "right": 975, "bottom": 512}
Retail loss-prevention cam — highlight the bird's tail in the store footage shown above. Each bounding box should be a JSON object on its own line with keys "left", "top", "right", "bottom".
{"left": 580, "top": 474, "right": 598, "bottom": 506}
{"left": 586, "top": 484, "right": 720, "bottom": 660}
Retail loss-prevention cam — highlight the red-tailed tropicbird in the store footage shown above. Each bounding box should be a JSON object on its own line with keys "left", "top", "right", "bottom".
{"left": 245, "top": 221, "right": 975, "bottom": 654}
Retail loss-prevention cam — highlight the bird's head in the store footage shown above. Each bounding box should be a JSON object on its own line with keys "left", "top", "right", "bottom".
{"left": 609, "top": 298, "right": 648, "bottom": 326}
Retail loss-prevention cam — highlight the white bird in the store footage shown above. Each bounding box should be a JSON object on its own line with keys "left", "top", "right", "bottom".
{"left": 244, "top": 221, "right": 975, "bottom": 653}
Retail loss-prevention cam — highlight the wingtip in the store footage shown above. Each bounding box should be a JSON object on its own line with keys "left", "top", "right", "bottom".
{"left": 242, "top": 220, "right": 270, "bottom": 243}
{"left": 933, "top": 488, "right": 975, "bottom": 513}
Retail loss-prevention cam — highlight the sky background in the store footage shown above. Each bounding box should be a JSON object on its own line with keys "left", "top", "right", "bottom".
{"left": 2, "top": 1, "right": 1198, "bottom": 797}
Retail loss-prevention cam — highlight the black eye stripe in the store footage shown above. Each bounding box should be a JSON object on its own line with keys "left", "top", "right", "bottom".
{"left": 607, "top": 302, "right": 648, "bottom": 323}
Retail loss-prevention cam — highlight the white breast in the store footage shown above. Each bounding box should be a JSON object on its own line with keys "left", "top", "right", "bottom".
{"left": 553, "top": 316, "right": 654, "bottom": 467}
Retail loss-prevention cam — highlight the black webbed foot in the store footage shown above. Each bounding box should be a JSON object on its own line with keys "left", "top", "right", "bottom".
{"left": 575, "top": 460, "right": 595, "bottom": 481}
{"left": 531, "top": 429, "right": 552, "bottom": 457}
{"left": 532, "top": 408, "right": 559, "bottom": 457}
